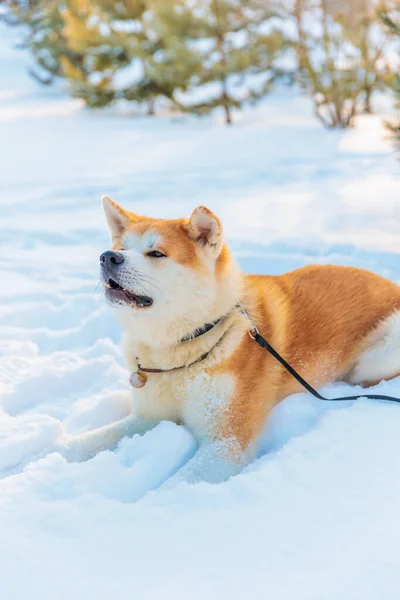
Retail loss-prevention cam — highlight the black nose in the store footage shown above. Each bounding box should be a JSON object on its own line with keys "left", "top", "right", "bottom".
{"left": 100, "top": 250, "right": 124, "bottom": 267}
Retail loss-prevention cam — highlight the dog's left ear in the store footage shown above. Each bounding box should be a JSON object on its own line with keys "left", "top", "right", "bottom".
{"left": 187, "top": 206, "right": 223, "bottom": 253}
{"left": 102, "top": 195, "right": 138, "bottom": 242}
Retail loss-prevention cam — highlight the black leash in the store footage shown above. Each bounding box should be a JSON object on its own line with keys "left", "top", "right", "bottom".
{"left": 251, "top": 329, "right": 400, "bottom": 405}
{"left": 129, "top": 298, "right": 400, "bottom": 404}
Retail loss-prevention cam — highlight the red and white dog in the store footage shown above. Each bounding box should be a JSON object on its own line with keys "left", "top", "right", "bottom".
{"left": 61, "top": 196, "right": 400, "bottom": 485}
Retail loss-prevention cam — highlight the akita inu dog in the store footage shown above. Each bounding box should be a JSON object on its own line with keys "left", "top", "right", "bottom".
{"left": 62, "top": 196, "right": 400, "bottom": 485}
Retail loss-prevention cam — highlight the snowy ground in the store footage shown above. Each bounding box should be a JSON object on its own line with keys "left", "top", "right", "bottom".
{"left": 2, "top": 22, "right": 400, "bottom": 600}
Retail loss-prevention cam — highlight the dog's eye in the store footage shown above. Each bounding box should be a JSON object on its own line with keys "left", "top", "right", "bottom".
{"left": 147, "top": 250, "right": 166, "bottom": 258}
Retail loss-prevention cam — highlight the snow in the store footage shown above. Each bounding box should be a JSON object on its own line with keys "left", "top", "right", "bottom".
{"left": 1, "top": 21, "right": 400, "bottom": 600}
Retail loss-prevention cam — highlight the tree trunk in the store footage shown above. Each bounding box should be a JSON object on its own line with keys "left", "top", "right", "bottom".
{"left": 360, "top": 17, "right": 375, "bottom": 115}
{"left": 213, "top": 0, "right": 233, "bottom": 125}
{"left": 363, "top": 86, "right": 372, "bottom": 114}
{"left": 223, "top": 99, "right": 232, "bottom": 125}
{"left": 147, "top": 99, "right": 155, "bottom": 116}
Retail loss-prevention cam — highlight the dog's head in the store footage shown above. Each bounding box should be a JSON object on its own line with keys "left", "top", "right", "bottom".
{"left": 100, "top": 196, "right": 240, "bottom": 341}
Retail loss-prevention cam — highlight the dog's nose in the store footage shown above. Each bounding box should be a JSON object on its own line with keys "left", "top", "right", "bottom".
{"left": 100, "top": 250, "right": 124, "bottom": 267}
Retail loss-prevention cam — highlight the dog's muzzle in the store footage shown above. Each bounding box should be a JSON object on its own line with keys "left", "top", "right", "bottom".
{"left": 100, "top": 251, "right": 153, "bottom": 308}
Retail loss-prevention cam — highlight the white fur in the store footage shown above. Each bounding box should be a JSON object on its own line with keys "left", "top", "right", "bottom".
{"left": 59, "top": 414, "right": 157, "bottom": 462}
{"left": 350, "top": 311, "right": 400, "bottom": 384}
{"left": 59, "top": 313, "right": 247, "bottom": 477}
{"left": 129, "top": 320, "right": 244, "bottom": 435}
{"left": 182, "top": 372, "right": 235, "bottom": 441}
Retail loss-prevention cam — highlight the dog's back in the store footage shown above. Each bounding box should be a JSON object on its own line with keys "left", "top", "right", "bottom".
{"left": 244, "top": 265, "right": 400, "bottom": 398}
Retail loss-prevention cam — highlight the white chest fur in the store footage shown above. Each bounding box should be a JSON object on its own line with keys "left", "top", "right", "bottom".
{"left": 123, "top": 312, "right": 246, "bottom": 442}
{"left": 131, "top": 367, "right": 235, "bottom": 442}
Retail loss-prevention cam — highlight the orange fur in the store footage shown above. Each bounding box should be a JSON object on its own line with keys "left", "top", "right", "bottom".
{"left": 218, "top": 266, "right": 400, "bottom": 454}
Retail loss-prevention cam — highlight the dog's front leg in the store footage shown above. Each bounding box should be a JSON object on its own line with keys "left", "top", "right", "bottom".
{"left": 58, "top": 413, "right": 158, "bottom": 462}
{"left": 161, "top": 437, "right": 249, "bottom": 488}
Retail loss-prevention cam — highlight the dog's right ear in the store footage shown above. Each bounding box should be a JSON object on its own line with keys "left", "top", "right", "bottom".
{"left": 101, "top": 196, "right": 137, "bottom": 242}
{"left": 187, "top": 206, "right": 223, "bottom": 254}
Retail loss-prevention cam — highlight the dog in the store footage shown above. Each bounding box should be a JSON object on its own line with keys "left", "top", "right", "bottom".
{"left": 61, "top": 196, "right": 400, "bottom": 485}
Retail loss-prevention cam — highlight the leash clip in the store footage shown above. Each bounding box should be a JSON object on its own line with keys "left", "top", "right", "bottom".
{"left": 236, "top": 302, "right": 259, "bottom": 339}
{"left": 248, "top": 326, "right": 259, "bottom": 340}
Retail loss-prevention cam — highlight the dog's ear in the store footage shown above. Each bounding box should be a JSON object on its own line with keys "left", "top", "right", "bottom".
{"left": 187, "top": 206, "right": 222, "bottom": 253}
{"left": 101, "top": 195, "right": 137, "bottom": 241}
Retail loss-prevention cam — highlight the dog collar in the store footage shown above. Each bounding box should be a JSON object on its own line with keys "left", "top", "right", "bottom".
{"left": 178, "top": 316, "right": 224, "bottom": 342}
{"left": 130, "top": 330, "right": 230, "bottom": 388}
{"left": 129, "top": 304, "right": 242, "bottom": 388}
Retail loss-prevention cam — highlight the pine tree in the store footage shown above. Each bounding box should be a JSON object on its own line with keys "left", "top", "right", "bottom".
{"left": 330, "top": 0, "right": 389, "bottom": 114}
{"left": 5, "top": 0, "right": 285, "bottom": 121}
{"left": 59, "top": 0, "right": 132, "bottom": 107}
{"left": 6, "top": 0, "right": 87, "bottom": 86}
{"left": 115, "top": 0, "right": 202, "bottom": 115}
{"left": 380, "top": 1, "right": 400, "bottom": 141}
{"left": 62, "top": 0, "right": 201, "bottom": 113}
{"left": 2, "top": 0, "right": 35, "bottom": 26}
{"left": 293, "top": 0, "right": 388, "bottom": 127}
{"left": 176, "top": 0, "right": 285, "bottom": 124}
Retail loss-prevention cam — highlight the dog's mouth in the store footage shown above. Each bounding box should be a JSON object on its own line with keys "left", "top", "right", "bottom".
{"left": 104, "top": 277, "right": 153, "bottom": 308}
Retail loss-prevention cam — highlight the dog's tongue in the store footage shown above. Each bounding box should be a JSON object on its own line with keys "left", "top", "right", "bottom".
{"left": 106, "top": 278, "right": 153, "bottom": 307}
{"left": 132, "top": 293, "right": 153, "bottom": 307}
